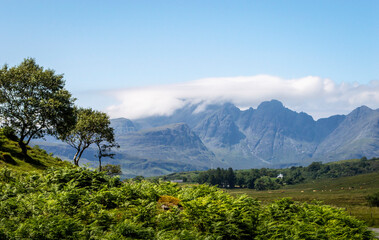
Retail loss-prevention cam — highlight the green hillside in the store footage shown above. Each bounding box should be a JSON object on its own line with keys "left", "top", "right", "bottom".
{"left": 0, "top": 129, "right": 72, "bottom": 172}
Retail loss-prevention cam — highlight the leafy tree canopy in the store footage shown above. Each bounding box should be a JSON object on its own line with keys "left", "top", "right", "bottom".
{"left": 0, "top": 58, "right": 76, "bottom": 156}
{"left": 63, "top": 108, "right": 116, "bottom": 166}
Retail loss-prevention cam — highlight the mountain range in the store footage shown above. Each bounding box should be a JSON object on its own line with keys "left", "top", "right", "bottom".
{"left": 33, "top": 100, "right": 379, "bottom": 177}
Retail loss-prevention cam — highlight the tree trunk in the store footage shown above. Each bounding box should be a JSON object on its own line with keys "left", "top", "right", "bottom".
{"left": 18, "top": 140, "right": 28, "bottom": 156}
{"left": 76, "top": 149, "right": 85, "bottom": 166}
{"left": 73, "top": 149, "right": 80, "bottom": 166}
{"left": 98, "top": 156, "right": 102, "bottom": 172}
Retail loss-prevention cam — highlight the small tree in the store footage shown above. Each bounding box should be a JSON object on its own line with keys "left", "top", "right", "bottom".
{"left": 254, "top": 176, "right": 280, "bottom": 191}
{"left": 226, "top": 167, "right": 236, "bottom": 188}
{"left": 101, "top": 164, "right": 122, "bottom": 176}
{"left": 63, "top": 108, "right": 115, "bottom": 166}
{"left": 0, "top": 58, "right": 75, "bottom": 156}
{"left": 95, "top": 138, "right": 119, "bottom": 171}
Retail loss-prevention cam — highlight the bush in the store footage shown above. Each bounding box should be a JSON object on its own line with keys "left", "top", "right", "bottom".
{"left": 257, "top": 198, "right": 373, "bottom": 239}
{"left": 2, "top": 127, "right": 18, "bottom": 141}
{"left": 101, "top": 164, "right": 122, "bottom": 176}
{"left": 254, "top": 176, "right": 280, "bottom": 190}
{"left": 0, "top": 167, "right": 373, "bottom": 239}
{"left": 0, "top": 152, "right": 17, "bottom": 165}
{"left": 366, "top": 192, "right": 379, "bottom": 207}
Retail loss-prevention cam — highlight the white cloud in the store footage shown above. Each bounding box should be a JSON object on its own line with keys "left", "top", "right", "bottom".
{"left": 105, "top": 75, "right": 379, "bottom": 120}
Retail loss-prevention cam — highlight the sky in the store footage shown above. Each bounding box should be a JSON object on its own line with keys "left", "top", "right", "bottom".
{"left": 1, "top": 0, "right": 378, "bottom": 119}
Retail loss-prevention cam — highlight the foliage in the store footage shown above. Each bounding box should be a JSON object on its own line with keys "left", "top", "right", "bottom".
{"left": 196, "top": 167, "right": 236, "bottom": 188}
{"left": 101, "top": 164, "right": 122, "bottom": 176}
{"left": 159, "top": 158, "right": 379, "bottom": 191}
{"left": 257, "top": 198, "right": 373, "bottom": 239}
{"left": 0, "top": 128, "right": 71, "bottom": 172}
{"left": 2, "top": 126, "right": 18, "bottom": 141}
{"left": 226, "top": 171, "right": 379, "bottom": 227}
{"left": 133, "top": 175, "right": 145, "bottom": 182}
{"left": 366, "top": 192, "right": 379, "bottom": 207}
{"left": 0, "top": 167, "right": 373, "bottom": 239}
{"left": 63, "top": 108, "right": 116, "bottom": 166}
{"left": 95, "top": 139, "right": 119, "bottom": 171}
{"left": 254, "top": 176, "right": 280, "bottom": 191}
{"left": 0, "top": 58, "right": 76, "bottom": 156}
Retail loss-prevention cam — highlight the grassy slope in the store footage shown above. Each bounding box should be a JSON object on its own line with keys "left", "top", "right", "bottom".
{"left": 0, "top": 130, "right": 72, "bottom": 172}
{"left": 226, "top": 172, "right": 379, "bottom": 227}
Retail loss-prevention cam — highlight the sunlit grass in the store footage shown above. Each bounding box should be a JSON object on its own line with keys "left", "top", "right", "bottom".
{"left": 226, "top": 172, "right": 379, "bottom": 227}
{"left": 0, "top": 131, "right": 71, "bottom": 172}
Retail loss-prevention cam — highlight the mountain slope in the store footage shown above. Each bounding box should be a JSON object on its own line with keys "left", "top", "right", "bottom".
{"left": 116, "top": 123, "right": 219, "bottom": 170}
{"left": 313, "top": 106, "right": 379, "bottom": 161}
{"left": 127, "top": 100, "right": 379, "bottom": 169}
{"left": 32, "top": 100, "right": 379, "bottom": 176}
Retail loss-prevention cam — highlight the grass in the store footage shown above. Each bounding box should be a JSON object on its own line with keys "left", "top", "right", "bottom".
{"left": 0, "top": 130, "right": 72, "bottom": 172}
{"left": 226, "top": 171, "right": 379, "bottom": 227}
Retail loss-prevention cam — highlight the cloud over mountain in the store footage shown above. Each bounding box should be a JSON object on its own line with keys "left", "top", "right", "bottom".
{"left": 106, "top": 75, "right": 379, "bottom": 120}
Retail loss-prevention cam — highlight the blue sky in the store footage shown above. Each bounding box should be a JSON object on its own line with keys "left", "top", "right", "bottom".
{"left": 1, "top": 1, "right": 378, "bottom": 119}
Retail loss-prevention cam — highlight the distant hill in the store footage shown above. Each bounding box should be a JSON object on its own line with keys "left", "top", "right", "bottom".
{"left": 32, "top": 100, "right": 379, "bottom": 176}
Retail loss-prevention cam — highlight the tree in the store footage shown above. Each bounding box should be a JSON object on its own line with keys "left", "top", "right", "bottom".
{"left": 95, "top": 136, "right": 119, "bottom": 171}
{"left": 0, "top": 58, "right": 75, "bottom": 156}
{"left": 63, "top": 108, "right": 115, "bottom": 166}
{"left": 307, "top": 161, "right": 322, "bottom": 172}
{"left": 226, "top": 167, "right": 236, "bottom": 188}
{"left": 254, "top": 176, "right": 280, "bottom": 191}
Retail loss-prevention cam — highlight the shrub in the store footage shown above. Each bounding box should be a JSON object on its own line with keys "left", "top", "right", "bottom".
{"left": 366, "top": 192, "right": 379, "bottom": 207}
{"left": 101, "top": 164, "right": 122, "bottom": 176}
{"left": 0, "top": 167, "right": 373, "bottom": 239}
{"left": 0, "top": 152, "right": 17, "bottom": 165}
{"left": 257, "top": 198, "right": 373, "bottom": 239}
{"left": 2, "top": 127, "right": 18, "bottom": 141}
{"left": 254, "top": 176, "right": 280, "bottom": 190}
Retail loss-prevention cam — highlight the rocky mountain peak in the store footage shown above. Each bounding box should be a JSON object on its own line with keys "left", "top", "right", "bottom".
{"left": 111, "top": 118, "right": 137, "bottom": 134}
{"left": 257, "top": 99, "right": 285, "bottom": 111}
{"left": 347, "top": 105, "right": 373, "bottom": 120}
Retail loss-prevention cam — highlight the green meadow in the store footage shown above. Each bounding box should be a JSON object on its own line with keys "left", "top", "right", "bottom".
{"left": 226, "top": 171, "right": 379, "bottom": 227}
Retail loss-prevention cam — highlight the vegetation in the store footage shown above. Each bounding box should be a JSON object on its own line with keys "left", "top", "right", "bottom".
{"left": 227, "top": 171, "right": 379, "bottom": 227}
{"left": 0, "top": 59, "right": 118, "bottom": 169}
{"left": 0, "top": 128, "right": 71, "bottom": 172}
{"left": 366, "top": 192, "right": 379, "bottom": 207}
{"left": 100, "top": 163, "right": 123, "bottom": 176}
{"left": 0, "top": 167, "right": 373, "bottom": 239}
{"left": 196, "top": 167, "right": 236, "bottom": 188}
{"left": 0, "top": 58, "right": 76, "bottom": 156}
{"left": 95, "top": 138, "right": 119, "bottom": 172}
{"left": 158, "top": 158, "right": 379, "bottom": 191}
{"left": 62, "top": 107, "right": 117, "bottom": 167}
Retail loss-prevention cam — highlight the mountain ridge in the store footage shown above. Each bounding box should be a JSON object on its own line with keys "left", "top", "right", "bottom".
{"left": 33, "top": 100, "right": 379, "bottom": 176}
{"left": 126, "top": 99, "right": 379, "bottom": 169}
